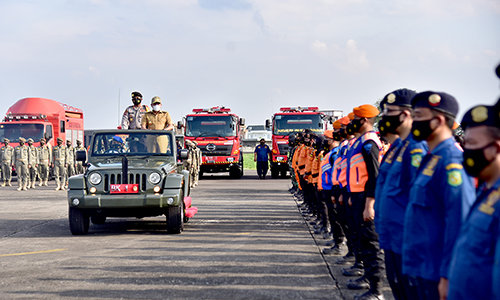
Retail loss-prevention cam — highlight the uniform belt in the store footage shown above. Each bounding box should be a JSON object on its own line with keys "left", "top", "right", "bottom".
{"left": 312, "top": 173, "right": 319, "bottom": 178}
{"left": 298, "top": 165, "right": 305, "bottom": 169}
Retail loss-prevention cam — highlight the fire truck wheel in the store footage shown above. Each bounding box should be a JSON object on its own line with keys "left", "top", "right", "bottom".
{"left": 69, "top": 207, "right": 90, "bottom": 235}
{"left": 271, "top": 167, "right": 279, "bottom": 179}
{"left": 229, "top": 165, "right": 243, "bottom": 179}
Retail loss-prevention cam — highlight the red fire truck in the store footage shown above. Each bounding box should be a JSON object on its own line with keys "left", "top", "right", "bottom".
{"left": 266, "top": 107, "right": 327, "bottom": 178}
{"left": 181, "top": 107, "right": 245, "bottom": 178}
{"left": 0, "top": 97, "right": 84, "bottom": 147}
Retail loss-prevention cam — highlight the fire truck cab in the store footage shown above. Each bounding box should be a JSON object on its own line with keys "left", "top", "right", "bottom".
{"left": 0, "top": 97, "right": 84, "bottom": 147}
{"left": 266, "top": 106, "right": 326, "bottom": 178}
{"left": 181, "top": 107, "right": 245, "bottom": 179}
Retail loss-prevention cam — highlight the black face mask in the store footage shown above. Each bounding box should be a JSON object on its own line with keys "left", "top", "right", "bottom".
{"left": 379, "top": 114, "right": 403, "bottom": 135}
{"left": 132, "top": 98, "right": 142, "bottom": 105}
{"left": 463, "top": 142, "right": 497, "bottom": 177}
{"left": 339, "top": 128, "right": 347, "bottom": 139}
{"left": 411, "top": 118, "right": 436, "bottom": 141}
{"left": 332, "top": 131, "right": 342, "bottom": 141}
{"left": 346, "top": 123, "right": 355, "bottom": 135}
{"left": 260, "top": 142, "right": 265, "bottom": 145}
{"left": 351, "top": 118, "right": 365, "bottom": 133}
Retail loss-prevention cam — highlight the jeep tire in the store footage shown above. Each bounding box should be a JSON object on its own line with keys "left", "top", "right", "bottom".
{"left": 166, "top": 193, "right": 184, "bottom": 234}
{"left": 69, "top": 207, "right": 90, "bottom": 235}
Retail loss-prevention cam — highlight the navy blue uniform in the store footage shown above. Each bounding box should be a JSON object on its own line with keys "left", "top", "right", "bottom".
{"left": 403, "top": 137, "right": 475, "bottom": 298}
{"left": 255, "top": 144, "right": 271, "bottom": 179}
{"left": 448, "top": 178, "right": 500, "bottom": 299}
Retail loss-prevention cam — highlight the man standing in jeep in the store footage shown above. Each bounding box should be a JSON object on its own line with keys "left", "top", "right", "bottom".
{"left": 121, "top": 91, "right": 150, "bottom": 130}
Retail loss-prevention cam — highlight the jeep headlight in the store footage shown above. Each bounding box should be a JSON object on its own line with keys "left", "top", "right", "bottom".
{"left": 149, "top": 172, "right": 161, "bottom": 184}
{"left": 88, "top": 172, "right": 102, "bottom": 185}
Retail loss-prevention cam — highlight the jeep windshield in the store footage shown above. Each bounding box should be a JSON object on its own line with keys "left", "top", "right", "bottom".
{"left": 185, "top": 115, "right": 237, "bottom": 137}
{"left": 273, "top": 114, "right": 323, "bottom": 135}
{"left": 91, "top": 132, "right": 174, "bottom": 156}
{"left": 0, "top": 123, "right": 44, "bottom": 142}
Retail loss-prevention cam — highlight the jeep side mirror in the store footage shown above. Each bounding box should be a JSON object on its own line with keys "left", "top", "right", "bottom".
{"left": 76, "top": 150, "right": 87, "bottom": 162}
{"left": 179, "top": 149, "right": 189, "bottom": 160}
{"left": 265, "top": 119, "right": 271, "bottom": 130}
{"left": 239, "top": 118, "right": 245, "bottom": 126}
{"left": 177, "top": 121, "right": 183, "bottom": 130}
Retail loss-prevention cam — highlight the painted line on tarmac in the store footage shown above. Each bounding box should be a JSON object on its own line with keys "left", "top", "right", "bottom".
{"left": 0, "top": 248, "right": 67, "bottom": 257}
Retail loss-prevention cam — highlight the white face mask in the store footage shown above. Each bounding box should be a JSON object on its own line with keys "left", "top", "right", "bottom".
{"left": 152, "top": 104, "right": 161, "bottom": 111}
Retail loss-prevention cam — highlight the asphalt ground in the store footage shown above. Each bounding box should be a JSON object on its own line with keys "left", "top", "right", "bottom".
{"left": 0, "top": 172, "right": 393, "bottom": 300}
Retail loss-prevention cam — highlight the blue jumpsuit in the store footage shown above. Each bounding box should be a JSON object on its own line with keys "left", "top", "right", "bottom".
{"left": 402, "top": 137, "right": 475, "bottom": 298}
{"left": 448, "top": 178, "right": 500, "bottom": 299}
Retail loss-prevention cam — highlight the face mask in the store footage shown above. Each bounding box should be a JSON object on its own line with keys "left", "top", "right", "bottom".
{"left": 260, "top": 141, "right": 265, "bottom": 145}
{"left": 339, "top": 128, "right": 347, "bottom": 139}
{"left": 346, "top": 123, "right": 355, "bottom": 135}
{"left": 132, "top": 98, "right": 142, "bottom": 105}
{"left": 351, "top": 119, "right": 364, "bottom": 132}
{"left": 411, "top": 118, "right": 436, "bottom": 141}
{"left": 152, "top": 104, "right": 161, "bottom": 111}
{"left": 379, "top": 114, "right": 403, "bottom": 135}
{"left": 332, "top": 131, "right": 342, "bottom": 141}
{"left": 463, "top": 142, "right": 497, "bottom": 177}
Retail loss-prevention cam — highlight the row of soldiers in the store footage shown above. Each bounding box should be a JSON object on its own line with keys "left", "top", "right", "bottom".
{"left": 289, "top": 89, "right": 499, "bottom": 300}
{"left": 0, "top": 137, "right": 87, "bottom": 191}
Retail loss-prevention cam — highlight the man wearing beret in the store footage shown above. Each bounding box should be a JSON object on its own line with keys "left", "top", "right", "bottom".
{"left": 402, "top": 91, "right": 475, "bottom": 299}
{"left": 14, "top": 137, "right": 30, "bottom": 191}
{"left": 375, "top": 89, "right": 428, "bottom": 300}
{"left": 446, "top": 104, "right": 500, "bottom": 299}
{"left": 52, "top": 137, "right": 67, "bottom": 191}
{"left": 1, "top": 138, "right": 14, "bottom": 187}
{"left": 343, "top": 104, "right": 384, "bottom": 300}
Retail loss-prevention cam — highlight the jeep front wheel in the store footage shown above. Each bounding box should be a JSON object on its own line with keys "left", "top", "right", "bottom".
{"left": 166, "top": 200, "right": 184, "bottom": 234}
{"left": 69, "top": 207, "right": 90, "bottom": 235}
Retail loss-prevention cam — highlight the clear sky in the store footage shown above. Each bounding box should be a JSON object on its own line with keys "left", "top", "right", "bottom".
{"left": 1, "top": 0, "right": 499, "bottom": 129}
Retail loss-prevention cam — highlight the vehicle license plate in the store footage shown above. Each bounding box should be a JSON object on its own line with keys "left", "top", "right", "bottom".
{"left": 110, "top": 184, "right": 139, "bottom": 194}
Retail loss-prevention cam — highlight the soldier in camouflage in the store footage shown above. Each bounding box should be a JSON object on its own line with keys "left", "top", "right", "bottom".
{"left": 37, "top": 138, "right": 51, "bottom": 186}
{"left": 192, "top": 140, "right": 202, "bottom": 187}
{"left": 52, "top": 137, "right": 67, "bottom": 191}
{"left": 121, "top": 91, "right": 150, "bottom": 129}
{"left": 66, "top": 140, "right": 76, "bottom": 187}
{"left": 1, "top": 138, "right": 14, "bottom": 186}
{"left": 27, "top": 138, "right": 38, "bottom": 189}
{"left": 75, "top": 140, "right": 87, "bottom": 174}
{"left": 14, "top": 137, "right": 30, "bottom": 191}
{"left": 184, "top": 140, "right": 197, "bottom": 188}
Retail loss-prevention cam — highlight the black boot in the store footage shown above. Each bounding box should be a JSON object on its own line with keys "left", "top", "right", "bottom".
{"left": 347, "top": 276, "right": 369, "bottom": 290}
{"left": 354, "top": 290, "right": 385, "bottom": 300}
{"left": 342, "top": 262, "right": 364, "bottom": 277}
{"left": 335, "top": 252, "right": 355, "bottom": 264}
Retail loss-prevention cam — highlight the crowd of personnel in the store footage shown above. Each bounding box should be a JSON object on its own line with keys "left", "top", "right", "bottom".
{"left": 0, "top": 137, "right": 86, "bottom": 191}
{"left": 288, "top": 87, "right": 499, "bottom": 300}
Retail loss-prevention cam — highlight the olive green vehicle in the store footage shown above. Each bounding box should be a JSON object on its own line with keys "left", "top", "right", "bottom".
{"left": 67, "top": 130, "right": 191, "bottom": 235}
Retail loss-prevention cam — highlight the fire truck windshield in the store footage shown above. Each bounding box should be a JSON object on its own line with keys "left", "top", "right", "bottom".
{"left": 185, "top": 115, "right": 237, "bottom": 137}
{"left": 273, "top": 114, "right": 323, "bottom": 135}
{"left": 0, "top": 123, "right": 44, "bottom": 142}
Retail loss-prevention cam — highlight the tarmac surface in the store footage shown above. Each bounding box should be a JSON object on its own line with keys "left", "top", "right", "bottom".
{"left": 0, "top": 171, "right": 393, "bottom": 299}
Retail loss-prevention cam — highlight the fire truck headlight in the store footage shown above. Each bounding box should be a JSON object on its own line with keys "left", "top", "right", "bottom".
{"left": 276, "top": 157, "right": 284, "bottom": 161}
{"left": 226, "top": 157, "right": 234, "bottom": 162}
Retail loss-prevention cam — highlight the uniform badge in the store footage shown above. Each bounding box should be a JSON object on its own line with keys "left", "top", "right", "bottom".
{"left": 387, "top": 93, "right": 396, "bottom": 103}
{"left": 411, "top": 154, "right": 422, "bottom": 167}
{"left": 428, "top": 94, "right": 441, "bottom": 106}
{"left": 471, "top": 106, "right": 488, "bottom": 123}
{"left": 447, "top": 170, "right": 463, "bottom": 187}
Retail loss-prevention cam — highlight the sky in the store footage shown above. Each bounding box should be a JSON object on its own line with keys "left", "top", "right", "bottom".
{"left": 0, "top": 0, "right": 499, "bottom": 129}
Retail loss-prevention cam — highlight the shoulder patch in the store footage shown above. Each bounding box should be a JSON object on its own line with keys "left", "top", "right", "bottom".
{"left": 446, "top": 163, "right": 463, "bottom": 170}
{"left": 422, "top": 155, "right": 440, "bottom": 176}
{"left": 363, "top": 142, "right": 373, "bottom": 152}
{"left": 447, "top": 170, "right": 463, "bottom": 187}
{"left": 411, "top": 154, "right": 422, "bottom": 168}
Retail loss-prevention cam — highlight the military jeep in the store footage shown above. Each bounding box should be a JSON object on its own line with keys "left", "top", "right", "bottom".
{"left": 67, "top": 130, "right": 191, "bottom": 235}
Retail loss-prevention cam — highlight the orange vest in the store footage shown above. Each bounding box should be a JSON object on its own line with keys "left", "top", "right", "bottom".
{"left": 318, "top": 151, "right": 330, "bottom": 190}
{"left": 331, "top": 140, "right": 348, "bottom": 186}
{"left": 298, "top": 146, "right": 308, "bottom": 176}
{"left": 292, "top": 145, "right": 303, "bottom": 172}
{"left": 338, "top": 139, "right": 356, "bottom": 188}
{"left": 348, "top": 132, "right": 382, "bottom": 193}
{"left": 304, "top": 148, "right": 315, "bottom": 181}
{"left": 312, "top": 151, "right": 322, "bottom": 185}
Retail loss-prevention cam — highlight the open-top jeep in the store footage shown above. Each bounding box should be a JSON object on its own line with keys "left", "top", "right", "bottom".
{"left": 67, "top": 130, "right": 196, "bottom": 235}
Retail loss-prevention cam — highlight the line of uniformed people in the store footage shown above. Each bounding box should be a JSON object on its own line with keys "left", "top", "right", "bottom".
{"left": 0, "top": 137, "right": 87, "bottom": 191}
{"left": 288, "top": 88, "right": 500, "bottom": 300}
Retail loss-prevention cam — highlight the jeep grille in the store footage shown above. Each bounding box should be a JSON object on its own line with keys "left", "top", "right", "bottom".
{"left": 103, "top": 173, "right": 148, "bottom": 192}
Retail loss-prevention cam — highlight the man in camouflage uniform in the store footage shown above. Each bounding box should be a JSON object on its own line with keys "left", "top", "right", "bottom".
{"left": 66, "top": 140, "right": 76, "bottom": 187}
{"left": 1, "top": 138, "right": 14, "bottom": 186}
{"left": 192, "top": 140, "right": 202, "bottom": 187}
{"left": 27, "top": 138, "right": 38, "bottom": 189}
{"left": 184, "top": 140, "right": 197, "bottom": 188}
{"left": 37, "top": 138, "right": 51, "bottom": 186}
{"left": 75, "top": 140, "right": 87, "bottom": 174}
{"left": 14, "top": 137, "right": 30, "bottom": 191}
{"left": 121, "top": 91, "right": 150, "bottom": 129}
{"left": 52, "top": 137, "right": 67, "bottom": 191}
